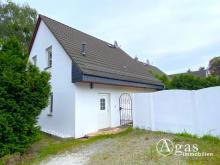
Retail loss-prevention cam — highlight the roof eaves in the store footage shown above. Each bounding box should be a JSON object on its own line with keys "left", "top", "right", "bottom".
{"left": 80, "top": 74, "right": 164, "bottom": 90}
{"left": 28, "top": 15, "right": 41, "bottom": 54}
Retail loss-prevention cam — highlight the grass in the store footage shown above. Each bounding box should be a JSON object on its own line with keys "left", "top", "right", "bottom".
{"left": 0, "top": 127, "right": 132, "bottom": 165}
{"left": 201, "top": 135, "right": 220, "bottom": 144}
{"left": 1, "top": 128, "right": 220, "bottom": 165}
{"left": 175, "top": 132, "right": 198, "bottom": 138}
{"left": 173, "top": 132, "right": 220, "bottom": 164}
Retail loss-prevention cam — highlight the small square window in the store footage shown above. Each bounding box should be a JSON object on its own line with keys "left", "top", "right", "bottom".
{"left": 100, "top": 98, "right": 105, "bottom": 110}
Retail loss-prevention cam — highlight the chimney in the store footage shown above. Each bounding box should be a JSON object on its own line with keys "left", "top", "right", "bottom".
{"left": 199, "top": 67, "right": 205, "bottom": 71}
{"left": 81, "top": 42, "right": 86, "bottom": 56}
{"left": 114, "top": 41, "right": 118, "bottom": 48}
{"left": 146, "top": 59, "right": 150, "bottom": 65}
{"left": 134, "top": 56, "right": 138, "bottom": 62}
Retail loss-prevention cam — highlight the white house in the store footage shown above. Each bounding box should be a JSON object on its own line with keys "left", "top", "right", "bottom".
{"left": 29, "top": 15, "right": 164, "bottom": 138}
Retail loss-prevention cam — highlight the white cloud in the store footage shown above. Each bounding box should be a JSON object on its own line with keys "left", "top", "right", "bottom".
{"left": 9, "top": 0, "right": 220, "bottom": 74}
{"left": 87, "top": 0, "right": 220, "bottom": 59}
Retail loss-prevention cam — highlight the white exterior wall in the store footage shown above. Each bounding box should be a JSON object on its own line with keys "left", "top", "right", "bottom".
{"left": 74, "top": 83, "right": 154, "bottom": 138}
{"left": 134, "top": 86, "right": 220, "bottom": 137}
{"left": 29, "top": 20, "right": 156, "bottom": 138}
{"left": 133, "top": 93, "right": 153, "bottom": 130}
{"left": 29, "top": 21, "right": 75, "bottom": 138}
{"left": 152, "top": 90, "right": 196, "bottom": 134}
{"left": 196, "top": 87, "right": 220, "bottom": 136}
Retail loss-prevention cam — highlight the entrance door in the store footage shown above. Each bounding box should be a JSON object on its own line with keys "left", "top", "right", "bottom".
{"left": 119, "top": 93, "right": 133, "bottom": 126}
{"left": 98, "top": 94, "right": 110, "bottom": 129}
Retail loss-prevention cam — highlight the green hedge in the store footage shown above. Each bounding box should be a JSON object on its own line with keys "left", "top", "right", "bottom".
{"left": 0, "top": 38, "right": 51, "bottom": 157}
{"left": 158, "top": 74, "right": 220, "bottom": 90}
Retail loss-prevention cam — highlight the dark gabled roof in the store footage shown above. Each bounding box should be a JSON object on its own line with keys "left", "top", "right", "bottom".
{"left": 169, "top": 69, "right": 208, "bottom": 78}
{"left": 188, "top": 69, "right": 208, "bottom": 77}
{"left": 146, "top": 64, "right": 165, "bottom": 76}
{"left": 30, "top": 14, "right": 164, "bottom": 89}
{"left": 137, "top": 61, "right": 166, "bottom": 76}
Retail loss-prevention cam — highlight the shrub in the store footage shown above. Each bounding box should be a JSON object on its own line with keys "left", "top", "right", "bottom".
{"left": 0, "top": 38, "right": 50, "bottom": 157}
{"left": 157, "top": 74, "right": 220, "bottom": 90}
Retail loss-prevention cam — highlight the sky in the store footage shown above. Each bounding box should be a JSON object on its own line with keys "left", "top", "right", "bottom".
{"left": 5, "top": 0, "right": 220, "bottom": 74}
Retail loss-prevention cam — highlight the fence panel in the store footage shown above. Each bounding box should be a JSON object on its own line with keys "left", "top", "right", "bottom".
{"left": 133, "top": 86, "right": 220, "bottom": 137}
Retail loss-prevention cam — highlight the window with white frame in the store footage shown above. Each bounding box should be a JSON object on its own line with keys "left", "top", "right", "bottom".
{"left": 32, "top": 55, "right": 37, "bottom": 66}
{"left": 48, "top": 93, "right": 53, "bottom": 116}
{"left": 100, "top": 98, "right": 106, "bottom": 110}
{"left": 46, "top": 46, "right": 52, "bottom": 68}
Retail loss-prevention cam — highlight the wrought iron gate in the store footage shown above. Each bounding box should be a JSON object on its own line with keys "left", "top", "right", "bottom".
{"left": 119, "top": 93, "right": 133, "bottom": 126}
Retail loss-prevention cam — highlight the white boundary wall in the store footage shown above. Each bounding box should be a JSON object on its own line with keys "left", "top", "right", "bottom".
{"left": 133, "top": 86, "right": 220, "bottom": 137}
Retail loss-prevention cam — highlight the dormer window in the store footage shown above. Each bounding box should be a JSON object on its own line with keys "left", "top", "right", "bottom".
{"left": 46, "top": 46, "right": 52, "bottom": 68}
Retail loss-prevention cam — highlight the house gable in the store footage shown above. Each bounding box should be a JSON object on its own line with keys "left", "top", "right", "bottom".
{"left": 30, "top": 14, "right": 164, "bottom": 90}
{"left": 29, "top": 18, "right": 76, "bottom": 138}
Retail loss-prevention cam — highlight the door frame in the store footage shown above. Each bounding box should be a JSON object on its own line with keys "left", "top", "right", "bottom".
{"left": 98, "top": 93, "right": 111, "bottom": 129}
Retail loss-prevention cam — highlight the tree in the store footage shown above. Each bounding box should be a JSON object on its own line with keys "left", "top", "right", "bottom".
{"left": 209, "top": 56, "right": 220, "bottom": 76}
{"left": 0, "top": 1, "right": 37, "bottom": 51}
{"left": 155, "top": 74, "right": 170, "bottom": 89}
{"left": 0, "top": 38, "right": 50, "bottom": 157}
{"left": 170, "top": 74, "right": 205, "bottom": 90}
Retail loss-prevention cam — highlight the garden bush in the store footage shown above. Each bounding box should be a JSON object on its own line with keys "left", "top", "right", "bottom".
{"left": 0, "top": 38, "right": 50, "bottom": 157}
{"left": 157, "top": 74, "right": 220, "bottom": 90}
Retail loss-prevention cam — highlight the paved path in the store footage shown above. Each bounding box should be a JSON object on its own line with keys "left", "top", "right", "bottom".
{"left": 39, "top": 143, "right": 98, "bottom": 165}
{"left": 40, "top": 131, "right": 187, "bottom": 165}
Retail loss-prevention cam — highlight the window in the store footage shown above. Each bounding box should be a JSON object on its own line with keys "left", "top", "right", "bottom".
{"left": 48, "top": 93, "right": 53, "bottom": 116}
{"left": 81, "top": 42, "right": 86, "bottom": 56}
{"left": 100, "top": 98, "right": 105, "bottom": 110}
{"left": 46, "top": 46, "right": 52, "bottom": 68}
{"left": 32, "top": 55, "right": 37, "bottom": 66}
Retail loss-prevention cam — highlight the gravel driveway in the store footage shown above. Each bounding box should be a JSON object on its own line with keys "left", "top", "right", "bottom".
{"left": 40, "top": 130, "right": 187, "bottom": 165}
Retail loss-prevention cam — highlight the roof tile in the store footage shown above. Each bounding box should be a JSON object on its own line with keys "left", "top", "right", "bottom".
{"left": 39, "top": 14, "right": 163, "bottom": 86}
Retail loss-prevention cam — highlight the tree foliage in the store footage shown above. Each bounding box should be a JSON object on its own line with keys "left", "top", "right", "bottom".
{"left": 0, "top": 0, "right": 37, "bottom": 51}
{"left": 209, "top": 56, "right": 220, "bottom": 76}
{"left": 0, "top": 38, "right": 50, "bottom": 157}
{"left": 157, "top": 74, "right": 220, "bottom": 90}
